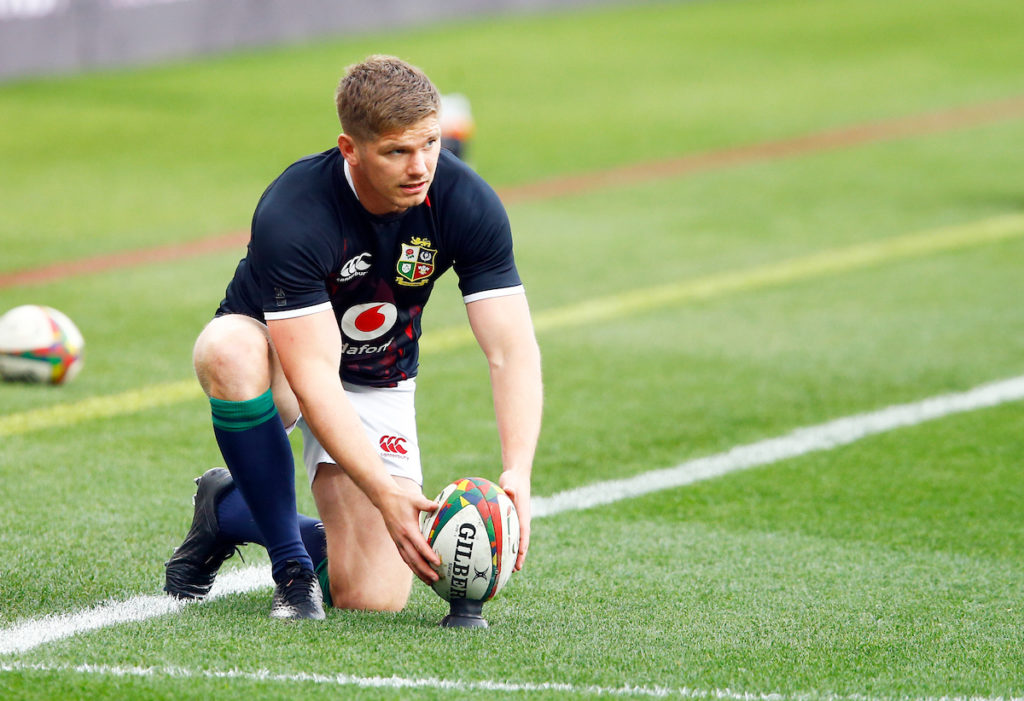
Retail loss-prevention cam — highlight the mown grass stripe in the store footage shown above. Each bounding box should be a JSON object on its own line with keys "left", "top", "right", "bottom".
{"left": 2, "top": 213, "right": 1023, "bottom": 438}
{"left": 4, "top": 94, "right": 1023, "bottom": 292}
{"left": 524, "top": 213, "right": 1024, "bottom": 334}
{"left": 416, "top": 213, "right": 1024, "bottom": 352}
{"left": 3, "top": 373, "right": 1024, "bottom": 681}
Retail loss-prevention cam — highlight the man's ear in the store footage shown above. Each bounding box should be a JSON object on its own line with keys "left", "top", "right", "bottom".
{"left": 337, "top": 133, "right": 358, "bottom": 165}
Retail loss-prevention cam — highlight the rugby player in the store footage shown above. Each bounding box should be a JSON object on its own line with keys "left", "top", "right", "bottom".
{"left": 163, "top": 55, "right": 541, "bottom": 619}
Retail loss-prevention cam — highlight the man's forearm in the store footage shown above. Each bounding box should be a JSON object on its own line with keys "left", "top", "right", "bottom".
{"left": 293, "top": 378, "right": 396, "bottom": 504}
{"left": 489, "top": 338, "right": 543, "bottom": 477}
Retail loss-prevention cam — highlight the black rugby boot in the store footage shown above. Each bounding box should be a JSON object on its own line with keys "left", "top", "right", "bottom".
{"left": 269, "top": 560, "right": 326, "bottom": 620}
{"left": 164, "top": 467, "right": 243, "bottom": 600}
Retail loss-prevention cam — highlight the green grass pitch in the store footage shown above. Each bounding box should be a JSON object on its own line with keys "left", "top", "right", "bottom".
{"left": 2, "top": 0, "right": 1024, "bottom": 698}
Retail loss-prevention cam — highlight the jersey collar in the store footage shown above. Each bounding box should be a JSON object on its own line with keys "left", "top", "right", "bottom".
{"left": 343, "top": 160, "right": 359, "bottom": 201}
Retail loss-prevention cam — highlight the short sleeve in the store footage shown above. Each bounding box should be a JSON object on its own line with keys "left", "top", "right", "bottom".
{"left": 250, "top": 188, "right": 337, "bottom": 319}
{"left": 446, "top": 168, "right": 522, "bottom": 301}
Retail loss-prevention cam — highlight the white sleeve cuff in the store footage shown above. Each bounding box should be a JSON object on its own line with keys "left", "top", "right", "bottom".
{"left": 462, "top": 285, "right": 525, "bottom": 304}
{"left": 263, "top": 301, "right": 333, "bottom": 320}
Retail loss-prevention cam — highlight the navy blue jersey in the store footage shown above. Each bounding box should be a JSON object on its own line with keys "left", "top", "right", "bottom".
{"left": 218, "top": 148, "right": 522, "bottom": 386}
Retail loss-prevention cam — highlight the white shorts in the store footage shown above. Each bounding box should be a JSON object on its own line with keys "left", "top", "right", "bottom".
{"left": 292, "top": 378, "right": 422, "bottom": 487}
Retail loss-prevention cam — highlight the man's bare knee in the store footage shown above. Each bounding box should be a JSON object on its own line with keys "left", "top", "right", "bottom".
{"left": 193, "top": 315, "right": 274, "bottom": 401}
{"left": 314, "top": 471, "right": 418, "bottom": 612}
{"left": 329, "top": 578, "right": 412, "bottom": 612}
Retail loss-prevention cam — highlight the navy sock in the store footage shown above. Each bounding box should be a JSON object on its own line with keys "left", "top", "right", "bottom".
{"left": 210, "top": 389, "right": 313, "bottom": 582}
{"left": 216, "top": 485, "right": 328, "bottom": 564}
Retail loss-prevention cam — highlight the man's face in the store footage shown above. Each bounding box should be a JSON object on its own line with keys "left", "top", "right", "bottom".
{"left": 340, "top": 116, "right": 441, "bottom": 216}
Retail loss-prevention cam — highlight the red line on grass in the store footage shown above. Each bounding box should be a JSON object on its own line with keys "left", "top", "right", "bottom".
{"left": 3, "top": 94, "right": 1023, "bottom": 291}
{"left": 0, "top": 229, "right": 251, "bottom": 289}
{"left": 497, "top": 94, "right": 1024, "bottom": 204}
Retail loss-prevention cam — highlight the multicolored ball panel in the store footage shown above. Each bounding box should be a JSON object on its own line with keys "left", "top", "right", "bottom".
{"left": 421, "top": 476, "right": 518, "bottom": 602}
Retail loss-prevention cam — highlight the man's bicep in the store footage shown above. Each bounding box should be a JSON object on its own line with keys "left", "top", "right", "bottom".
{"left": 466, "top": 293, "right": 535, "bottom": 358}
{"left": 267, "top": 310, "right": 343, "bottom": 388}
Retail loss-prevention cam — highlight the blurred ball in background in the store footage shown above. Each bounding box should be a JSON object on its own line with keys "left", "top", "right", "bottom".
{"left": 0, "top": 304, "right": 85, "bottom": 385}
{"left": 440, "top": 93, "right": 475, "bottom": 161}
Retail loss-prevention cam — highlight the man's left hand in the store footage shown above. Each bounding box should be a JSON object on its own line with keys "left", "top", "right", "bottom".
{"left": 499, "top": 470, "right": 531, "bottom": 571}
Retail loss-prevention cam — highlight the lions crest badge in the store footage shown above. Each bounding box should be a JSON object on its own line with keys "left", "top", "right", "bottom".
{"left": 396, "top": 237, "right": 436, "bottom": 287}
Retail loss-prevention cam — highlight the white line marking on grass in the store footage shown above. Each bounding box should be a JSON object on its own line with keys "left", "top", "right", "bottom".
{"left": 3, "top": 374, "right": 1024, "bottom": 659}
{"left": 0, "top": 662, "right": 677, "bottom": 698}
{"left": 0, "top": 597, "right": 184, "bottom": 658}
{"left": 2, "top": 213, "right": 1023, "bottom": 438}
{"left": 532, "top": 374, "right": 1024, "bottom": 517}
{"left": 0, "top": 567, "right": 272, "bottom": 656}
{"left": 1, "top": 660, "right": 1023, "bottom": 701}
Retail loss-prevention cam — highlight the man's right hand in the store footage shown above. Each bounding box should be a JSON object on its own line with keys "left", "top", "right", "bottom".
{"left": 378, "top": 486, "right": 440, "bottom": 584}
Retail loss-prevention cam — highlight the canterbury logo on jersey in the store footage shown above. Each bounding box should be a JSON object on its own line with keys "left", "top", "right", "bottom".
{"left": 379, "top": 435, "right": 408, "bottom": 455}
{"left": 336, "top": 252, "right": 372, "bottom": 283}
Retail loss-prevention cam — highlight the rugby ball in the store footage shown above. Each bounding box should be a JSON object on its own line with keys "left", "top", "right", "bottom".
{"left": 0, "top": 305, "right": 85, "bottom": 384}
{"left": 420, "top": 477, "right": 519, "bottom": 602}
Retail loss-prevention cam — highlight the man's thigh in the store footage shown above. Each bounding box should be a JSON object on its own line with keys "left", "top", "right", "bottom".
{"left": 297, "top": 379, "right": 421, "bottom": 487}
{"left": 311, "top": 468, "right": 421, "bottom": 611}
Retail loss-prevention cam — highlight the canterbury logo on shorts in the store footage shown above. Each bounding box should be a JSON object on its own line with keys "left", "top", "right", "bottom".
{"left": 379, "top": 434, "right": 408, "bottom": 455}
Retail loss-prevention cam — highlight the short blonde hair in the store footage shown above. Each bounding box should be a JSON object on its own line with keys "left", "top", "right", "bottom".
{"left": 335, "top": 55, "right": 441, "bottom": 142}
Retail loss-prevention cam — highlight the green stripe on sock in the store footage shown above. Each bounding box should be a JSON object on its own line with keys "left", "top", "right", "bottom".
{"left": 315, "top": 558, "right": 332, "bottom": 609}
{"left": 210, "top": 389, "right": 278, "bottom": 432}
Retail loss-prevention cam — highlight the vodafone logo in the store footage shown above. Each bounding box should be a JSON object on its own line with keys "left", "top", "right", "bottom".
{"left": 341, "top": 302, "right": 397, "bottom": 341}
{"left": 379, "top": 435, "right": 408, "bottom": 455}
